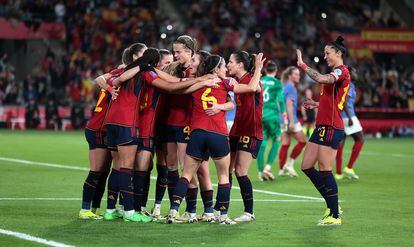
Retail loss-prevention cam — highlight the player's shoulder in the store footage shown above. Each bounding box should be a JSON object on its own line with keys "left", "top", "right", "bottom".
{"left": 333, "top": 65, "right": 349, "bottom": 77}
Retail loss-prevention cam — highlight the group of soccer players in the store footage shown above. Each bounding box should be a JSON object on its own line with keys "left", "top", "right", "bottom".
{"left": 78, "top": 34, "right": 363, "bottom": 226}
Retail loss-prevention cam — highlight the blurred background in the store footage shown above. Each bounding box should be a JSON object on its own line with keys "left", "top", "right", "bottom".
{"left": 0, "top": 0, "right": 413, "bottom": 137}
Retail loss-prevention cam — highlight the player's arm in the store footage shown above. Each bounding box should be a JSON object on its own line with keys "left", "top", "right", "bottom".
{"left": 152, "top": 76, "right": 218, "bottom": 93}
{"left": 112, "top": 66, "right": 141, "bottom": 87}
{"left": 171, "top": 78, "right": 221, "bottom": 94}
{"left": 343, "top": 95, "right": 353, "bottom": 126}
{"left": 205, "top": 95, "right": 235, "bottom": 116}
{"left": 296, "top": 49, "right": 335, "bottom": 84}
{"left": 276, "top": 86, "right": 288, "bottom": 124}
{"left": 155, "top": 68, "right": 180, "bottom": 83}
{"left": 303, "top": 98, "right": 319, "bottom": 109}
{"left": 94, "top": 73, "right": 118, "bottom": 99}
{"left": 232, "top": 53, "right": 265, "bottom": 94}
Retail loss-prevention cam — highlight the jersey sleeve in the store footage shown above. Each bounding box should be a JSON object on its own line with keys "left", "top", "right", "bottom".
{"left": 142, "top": 71, "right": 159, "bottom": 85}
{"left": 329, "top": 66, "right": 348, "bottom": 83}
{"left": 223, "top": 79, "right": 234, "bottom": 92}
{"left": 285, "top": 84, "right": 295, "bottom": 101}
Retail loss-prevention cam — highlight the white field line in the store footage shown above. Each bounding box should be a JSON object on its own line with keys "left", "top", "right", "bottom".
{"left": 0, "top": 156, "right": 322, "bottom": 201}
{"left": 0, "top": 229, "right": 74, "bottom": 247}
{"left": 343, "top": 150, "right": 414, "bottom": 158}
{"left": 0, "top": 197, "right": 322, "bottom": 203}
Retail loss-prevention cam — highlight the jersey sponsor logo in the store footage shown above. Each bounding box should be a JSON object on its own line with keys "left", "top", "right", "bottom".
{"left": 334, "top": 69, "right": 342, "bottom": 76}
{"left": 149, "top": 71, "right": 157, "bottom": 78}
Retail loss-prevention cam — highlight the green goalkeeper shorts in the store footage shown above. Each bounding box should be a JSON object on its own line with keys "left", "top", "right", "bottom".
{"left": 262, "top": 116, "right": 281, "bottom": 140}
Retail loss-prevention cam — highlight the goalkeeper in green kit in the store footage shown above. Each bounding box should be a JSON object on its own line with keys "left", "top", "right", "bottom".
{"left": 257, "top": 61, "right": 287, "bottom": 181}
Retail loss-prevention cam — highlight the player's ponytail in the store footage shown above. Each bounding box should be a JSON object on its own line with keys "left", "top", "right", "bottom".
{"left": 232, "top": 50, "right": 255, "bottom": 73}
{"left": 195, "top": 50, "right": 212, "bottom": 77}
{"left": 328, "top": 36, "right": 347, "bottom": 57}
{"left": 265, "top": 60, "right": 277, "bottom": 74}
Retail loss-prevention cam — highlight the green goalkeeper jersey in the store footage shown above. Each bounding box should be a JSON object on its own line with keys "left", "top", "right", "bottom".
{"left": 261, "top": 75, "right": 286, "bottom": 119}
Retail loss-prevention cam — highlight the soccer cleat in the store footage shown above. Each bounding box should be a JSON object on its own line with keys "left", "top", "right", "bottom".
{"left": 176, "top": 212, "right": 198, "bottom": 223}
{"left": 278, "top": 169, "right": 290, "bottom": 176}
{"left": 166, "top": 209, "right": 179, "bottom": 224}
{"left": 123, "top": 212, "right": 143, "bottom": 222}
{"left": 139, "top": 212, "right": 154, "bottom": 222}
{"left": 263, "top": 165, "right": 275, "bottom": 180}
{"left": 233, "top": 212, "right": 255, "bottom": 222}
{"left": 103, "top": 210, "right": 123, "bottom": 220}
{"left": 343, "top": 167, "right": 359, "bottom": 180}
{"left": 151, "top": 204, "right": 162, "bottom": 219}
{"left": 284, "top": 159, "right": 298, "bottom": 177}
{"left": 213, "top": 210, "right": 221, "bottom": 221}
{"left": 334, "top": 174, "right": 344, "bottom": 180}
{"left": 320, "top": 206, "right": 343, "bottom": 223}
{"left": 79, "top": 210, "right": 103, "bottom": 220}
{"left": 317, "top": 216, "right": 341, "bottom": 226}
{"left": 198, "top": 213, "right": 216, "bottom": 223}
{"left": 217, "top": 215, "right": 237, "bottom": 225}
{"left": 91, "top": 208, "right": 104, "bottom": 217}
{"left": 258, "top": 172, "right": 268, "bottom": 181}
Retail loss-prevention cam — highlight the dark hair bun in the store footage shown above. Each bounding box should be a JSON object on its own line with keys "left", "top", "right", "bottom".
{"left": 336, "top": 36, "right": 344, "bottom": 44}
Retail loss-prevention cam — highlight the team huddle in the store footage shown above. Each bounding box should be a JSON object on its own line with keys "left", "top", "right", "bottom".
{"left": 79, "top": 35, "right": 360, "bottom": 226}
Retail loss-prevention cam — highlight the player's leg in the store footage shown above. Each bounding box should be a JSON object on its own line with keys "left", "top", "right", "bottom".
{"left": 80, "top": 145, "right": 109, "bottom": 219}
{"left": 197, "top": 161, "right": 215, "bottom": 222}
{"left": 132, "top": 149, "right": 154, "bottom": 222}
{"left": 257, "top": 123, "right": 269, "bottom": 181}
{"left": 343, "top": 131, "right": 364, "bottom": 179}
{"left": 152, "top": 148, "right": 168, "bottom": 218}
{"left": 91, "top": 148, "right": 112, "bottom": 215}
{"left": 317, "top": 145, "right": 341, "bottom": 225}
{"left": 228, "top": 136, "right": 238, "bottom": 186}
{"left": 263, "top": 119, "right": 281, "bottom": 180}
{"left": 165, "top": 141, "right": 179, "bottom": 206}
{"left": 285, "top": 125, "right": 307, "bottom": 177}
{"left": 279, "top": 132, "right": 291, "bottom": 176}
{"left": 167, "top": 155, "right": 201, "bottom": 223}
{"left": 212, "top": 154, "right": 235, "bottom": 224}
{"left": 335, "top": 137, "right": 346, "bottom": 180}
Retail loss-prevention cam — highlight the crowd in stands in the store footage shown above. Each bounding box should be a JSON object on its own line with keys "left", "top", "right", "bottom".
{"left": 0, "top": 0, "right": 413, "bottom": 116}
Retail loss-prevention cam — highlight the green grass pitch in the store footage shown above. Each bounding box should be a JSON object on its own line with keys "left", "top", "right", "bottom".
{"left": 0, "top": 130, "right": 413, "bottom": 246}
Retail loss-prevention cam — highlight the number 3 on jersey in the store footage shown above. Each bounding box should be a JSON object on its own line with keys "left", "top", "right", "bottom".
{"left": 201, "top": 88, "right": 217, "bottom": 109}
{"left": 94, "top": 89, "right": 106, "bottom": 112}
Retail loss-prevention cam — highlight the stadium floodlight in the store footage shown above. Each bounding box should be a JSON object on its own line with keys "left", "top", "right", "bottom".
{"left": 321, "top": 12, "right": 327, "bottom": 19}
{"left": 314, "top": 56, "right": 320, "bottom": 63}
{"left": 254, "top": 32, "right": 261, "bottom": 39}
{"left": 161, "top": 33, "right": 167, "bottom": 39}
{"left": 167, "top": 25, "right": 173, "bottom": 31}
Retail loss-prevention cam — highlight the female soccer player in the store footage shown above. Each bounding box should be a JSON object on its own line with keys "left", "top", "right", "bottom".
{"left": 108, "top": 48, "right": 218, "bottom": 222}
{"left": 79, "top": 43, "right": 146, "bottom": 220}
{"left": 226, "top": 51, "right": 264, "bottom": 222}
{"left": 278, "top": 66, "right": 307, "bottom": 177}
{"left": 257, "top": 60, "right": 287, "bottom": 181}
{"left": 166, "top": 53, "right": 265, "bottom": 224}
{"left": 298, "top": 36, "right": 350, "bottom": 226}
{"left": 335, "top": 67, "right": 364, "bottom": 180}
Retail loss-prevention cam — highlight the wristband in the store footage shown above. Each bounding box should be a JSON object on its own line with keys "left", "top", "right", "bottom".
{"left": 300, "top": 63, "right": 308, "bottom": 71}
{"left": 99, "top": 75, "right": 107, "bottom": 83}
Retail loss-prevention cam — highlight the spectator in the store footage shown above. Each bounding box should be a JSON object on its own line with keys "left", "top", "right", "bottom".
{"left": 25, "top": 97, "right": 40, "bottom": 129}
{"left": 45, "top": 96, "right": 62, "bottom": 130}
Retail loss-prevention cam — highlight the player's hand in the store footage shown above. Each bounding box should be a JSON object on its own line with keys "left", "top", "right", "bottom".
{"left": 296, "top": 49, "right": 304, "bottom": 67}
{"left": 288, "top": 122, "right": 295, "bottom": 133}
{"left": 204, "top": 78, "right": 221, "bottom": 88}
{"left": 348, "top": 118, "right": 354, "bottom": 126}
{"left": 227, "top": 78, "right": 238, "bottom": 87}
{"left": 303, "top": 98, "right": 317, "bottom": 109}
{"left": 255, "top": 53, "right": 265, "bottom": 70}
{"left": 205, "top": 103, "right": 223, "bottom": 116}
{"left": 111, "top": 87, "right": 120, "bottom": 100}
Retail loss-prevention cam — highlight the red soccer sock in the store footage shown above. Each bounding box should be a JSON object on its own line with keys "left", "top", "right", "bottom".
{"left": 279, "top": 145, "right": 290, "bottom": 169}
{"left": 347, "top": 141, "right": 364, "bottom": 169}
{"left": 336, "top": 142, "right": 344, "bottom": 174}
{"left": 289, "top": 142, "right": 306, "bottom": 159}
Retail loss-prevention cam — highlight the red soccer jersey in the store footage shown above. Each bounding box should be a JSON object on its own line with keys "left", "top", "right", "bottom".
{"left": 164, "top": 67, "right": 192, "bottom": 126}
{"left": 104, "top": 73, "right": 140, "bottom": 128}
{"left": 229, "top": 73, "right": 264, "bottom": 140}
{"left": 316, "top": 65, "right": 350, "bottom": 129}
{"left": 86, "top": 68, "right": 124, "bottom": 131}
{"left": 137, "top": 71, "right": 161, "bottom": 137}
{"left": 190, "top": 79, "right": 234, "bottom": 136}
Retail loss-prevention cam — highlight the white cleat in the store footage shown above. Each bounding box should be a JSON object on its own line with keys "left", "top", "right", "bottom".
{"left": 176, "top": 212, "right": 198, "bottom": 223}
{"left": 218, "top": 214, "right": 237, "bottom": 225}
{"left": 284, "top": 158, "right": 298, "bottom": 177}
{"left": 278, "top": 168, "right": 290, "bottom": 176}
{"left": 233, "top": 212, "right": 255, "bottom": 222}
{"left": 198, "top": 212, "right": 216, "bottom": 223}
{"left": 213, "top": 210, "right": 221, "bottom": 221}
{"left": 151, "top": 204, "right": 162, "bottom": 219}
{"left": 263, "top": 165, "right": 275, "bottom": 180}
{"left": 166, "top": 209, "right": 178, "bottom": 224}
